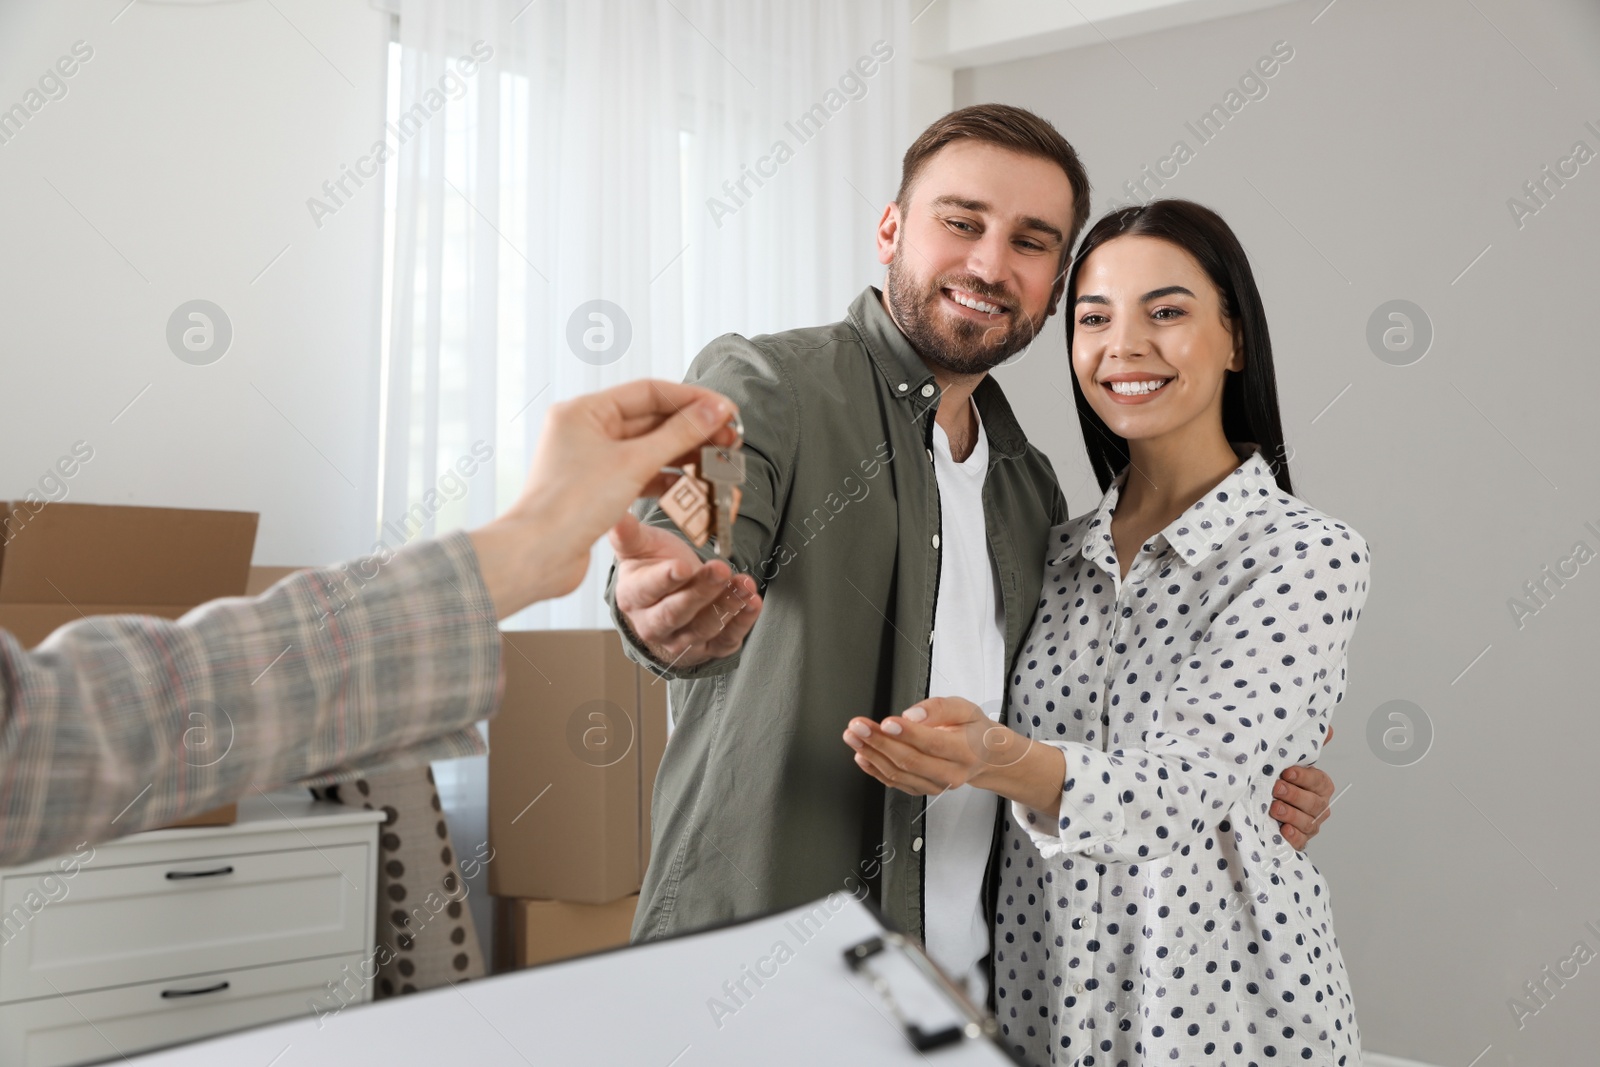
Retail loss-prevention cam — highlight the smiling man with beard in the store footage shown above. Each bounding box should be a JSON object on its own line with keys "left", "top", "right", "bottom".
{"left": 606, "top": 104, "right": 1336, "bottom": 1002}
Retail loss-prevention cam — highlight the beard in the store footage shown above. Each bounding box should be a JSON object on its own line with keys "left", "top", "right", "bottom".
{"left": 884, "top": 246, "right": 1044, "bottom": 376}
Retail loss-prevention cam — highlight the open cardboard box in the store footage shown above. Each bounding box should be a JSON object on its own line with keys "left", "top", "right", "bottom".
{"left": 0, "top": 501, "right": 261, "bottom": 828}
{"left": 0, "top": 502, "right": 258, "bottom": 645}
{"left": 245, "top": 565, "right": 308, "bottom": 597}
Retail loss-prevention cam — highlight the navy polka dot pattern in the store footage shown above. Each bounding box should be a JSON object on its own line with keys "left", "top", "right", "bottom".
{"left": 993, "top": 445, "right": 1369, "bottom": 1067}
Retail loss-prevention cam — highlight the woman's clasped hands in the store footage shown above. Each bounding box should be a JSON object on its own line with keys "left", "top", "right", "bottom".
{"left": 843, "top": 698, "right": 1339, "bottom": 850}
{"left": 843, "top": 699, "right": 1069, "bottom": 815}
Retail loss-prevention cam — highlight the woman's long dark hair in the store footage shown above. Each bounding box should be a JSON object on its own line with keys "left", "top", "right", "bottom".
{"left": 1065, "top": 199, "right": 1294, "bottom": 496}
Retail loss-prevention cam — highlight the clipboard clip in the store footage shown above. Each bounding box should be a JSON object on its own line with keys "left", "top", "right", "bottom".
{"left": 842, "top": 934, "right": 999, "bottom": 1053}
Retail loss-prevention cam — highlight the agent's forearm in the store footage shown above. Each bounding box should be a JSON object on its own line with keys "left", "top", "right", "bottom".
{"left": 469, "top": 511, "right": 580, "bottom": 618}
{"left": 0, "top": 533, "right": 499, "bottom": 866}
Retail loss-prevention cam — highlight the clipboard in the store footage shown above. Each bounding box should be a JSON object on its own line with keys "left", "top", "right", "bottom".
{"left": 118, "top": 894, "right": 1025, "bottom": 1066}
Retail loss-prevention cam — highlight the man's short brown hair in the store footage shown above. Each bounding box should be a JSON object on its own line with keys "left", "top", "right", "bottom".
{"left": 896, "top": 103, "right": 1092, "bottom": 261}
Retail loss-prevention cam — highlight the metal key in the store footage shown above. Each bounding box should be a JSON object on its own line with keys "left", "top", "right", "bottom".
{"left": 699, "top": 443, "right": 746, "bottom": 560}
{"left": 654, "top": 416, "right": 745, "bottom": 554}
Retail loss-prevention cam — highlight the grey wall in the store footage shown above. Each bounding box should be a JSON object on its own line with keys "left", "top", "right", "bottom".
{"left": 964, "top": 2, "right": 1600, "bottom": 1063}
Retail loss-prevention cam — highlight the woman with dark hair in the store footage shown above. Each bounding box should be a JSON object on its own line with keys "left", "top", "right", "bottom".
{"left": 845, "top": 199, "right": 1369, "bottom": 1065}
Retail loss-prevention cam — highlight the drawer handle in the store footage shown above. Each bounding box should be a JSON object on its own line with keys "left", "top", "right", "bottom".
{"left": 164, "top": 865, "right": 235, "bottom": 880}
{"left": 160, "top": 981, "right": 231, "bottom": 999}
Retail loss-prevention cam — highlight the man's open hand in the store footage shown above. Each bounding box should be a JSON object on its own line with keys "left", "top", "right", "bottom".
{"left": 609, "top": 514, "right": 761, "bottom": 670}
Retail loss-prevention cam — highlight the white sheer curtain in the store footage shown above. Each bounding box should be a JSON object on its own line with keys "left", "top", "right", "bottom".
{"left": 377, "top": 0, "right": 912, "bottom": 629}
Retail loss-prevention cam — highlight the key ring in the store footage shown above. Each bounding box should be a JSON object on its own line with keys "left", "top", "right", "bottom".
{"left": 656, "top": 415, "right": 741, "bottom": 480}
{"left": 704, "top": 414, "right": 743, "bottom": 465}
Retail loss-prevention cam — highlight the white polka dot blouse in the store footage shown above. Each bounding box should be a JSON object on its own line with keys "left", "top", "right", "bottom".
{"left": 995, "top": 443, "right": 1370, "bottom": 1067}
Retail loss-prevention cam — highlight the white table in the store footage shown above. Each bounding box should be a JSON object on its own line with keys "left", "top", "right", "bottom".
{"left": 120, "top": 894, "right": 1020, "bottom": 1066}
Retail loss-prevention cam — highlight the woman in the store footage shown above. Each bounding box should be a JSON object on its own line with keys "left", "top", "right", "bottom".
{"left": 844, "top": 199, "right": 1368, "bottom": 1066}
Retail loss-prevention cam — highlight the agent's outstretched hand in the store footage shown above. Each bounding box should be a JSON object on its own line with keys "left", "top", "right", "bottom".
{"left": 470, "top": 379, "right": 741, "bottom": 617}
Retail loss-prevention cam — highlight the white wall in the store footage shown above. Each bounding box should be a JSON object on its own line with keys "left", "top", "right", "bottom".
{"left": 911, "top": 0, "right": 1298, "bottom": 67}
{"left": 963, "top": 1, "right": 1600, "bottom": 1063}
{"left": 0, "top": 0, "right": 391, "bottom": 567}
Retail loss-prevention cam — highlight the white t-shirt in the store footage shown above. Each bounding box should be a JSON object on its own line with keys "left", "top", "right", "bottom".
{"left": 922, "top": 402, "right": 1006, "bottom": 1003}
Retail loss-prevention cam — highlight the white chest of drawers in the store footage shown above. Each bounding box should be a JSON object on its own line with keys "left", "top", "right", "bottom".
{"left": 0, "top": 793, "right": 384, "bottom": 1067}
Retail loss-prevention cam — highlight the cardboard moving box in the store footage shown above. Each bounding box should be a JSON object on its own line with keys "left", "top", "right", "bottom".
{"left": 493, "top": 895, "right": 638, "bottom": 972}
{"left": 162, "top": 803, "right": 238, "bottom": 827}
{"left": 245, "top": 565, "right": 310, "bottom": 596}
{"left": 0, "top": 501, "right": 259, "bottom": 830}
{"left": 0, "top": 501, "right": 258, "bottom": 648}
{"left": 488, "top": 630, "right": 668, "bottom": 904}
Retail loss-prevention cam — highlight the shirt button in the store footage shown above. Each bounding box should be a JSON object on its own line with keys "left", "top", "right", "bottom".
{"left": 931, "top": 534, "right": 941, "bottom": 549}
{"left": 926, "top": 448, "right": 934, "bottom": 462}
{"left": 897, "top": 382, "right": 909, "bottom": 392}
{"left": 1074, "top": 981, "right": 1085, "bottom": 995}
{"left": 912, "top": 836, "right": 923, "bottom": 852}
{"left": 920, "top": 383, "right": 936, "bottom": 397}
{"left": 1071, "top": 917, "right": 1083, "bottom": 930}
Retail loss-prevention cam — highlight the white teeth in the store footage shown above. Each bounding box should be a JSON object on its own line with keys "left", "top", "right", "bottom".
{"left": 1108, "top": 378, "right": 1170, "bottom": 395}
{"left": 948, "top": 290, "right": 1002, "bottom": 314}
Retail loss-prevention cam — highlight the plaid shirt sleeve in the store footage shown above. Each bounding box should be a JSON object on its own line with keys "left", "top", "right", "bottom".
{"left": 0, "top": 529, "right": 502, "bottom": 867}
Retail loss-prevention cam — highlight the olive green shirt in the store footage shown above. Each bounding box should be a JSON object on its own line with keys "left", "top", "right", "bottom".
{"left": 608, "top": 286, "right": 1067, "bottom": 945}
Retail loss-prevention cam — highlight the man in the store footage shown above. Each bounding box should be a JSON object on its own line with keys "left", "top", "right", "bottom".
{"left": 0, "top": 380, "right": 739, "bottom": 867}
{"left": 610, "top": 104, "right": 1336, "bottom": 1000}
